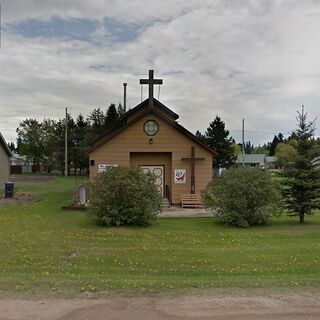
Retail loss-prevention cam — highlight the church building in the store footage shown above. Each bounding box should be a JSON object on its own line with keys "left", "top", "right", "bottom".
{"left": 88, "top": 70, "right": 214, "bottom": 205}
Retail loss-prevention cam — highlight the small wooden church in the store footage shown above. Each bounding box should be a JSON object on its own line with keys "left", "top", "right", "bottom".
{"left": 89, "top": 70, "right": 214, "bottom": 205}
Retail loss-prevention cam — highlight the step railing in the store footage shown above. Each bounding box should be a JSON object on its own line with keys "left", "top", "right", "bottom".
{"left": 165, "top": 184, "right": 171, "bottom": 204}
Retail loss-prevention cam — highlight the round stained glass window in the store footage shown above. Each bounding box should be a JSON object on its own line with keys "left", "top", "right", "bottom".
{"left": 144, "top": 120, "right": 159, "bottom": 136}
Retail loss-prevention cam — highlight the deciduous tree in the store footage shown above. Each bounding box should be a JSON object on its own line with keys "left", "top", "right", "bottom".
{"left": 275, "top": 143, "right": 297, "bottom": 169}
{"left": 17, "top": 119, "right": 47, "bottom": 170}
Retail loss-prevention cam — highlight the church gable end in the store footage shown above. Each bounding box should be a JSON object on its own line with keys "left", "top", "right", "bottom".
{"left": 89, "top": 70, "right": 214, "bottom": 204}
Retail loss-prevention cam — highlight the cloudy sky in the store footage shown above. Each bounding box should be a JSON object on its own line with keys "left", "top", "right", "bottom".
{"left": 1, "top": 0, "right": 320, "bottom": 145}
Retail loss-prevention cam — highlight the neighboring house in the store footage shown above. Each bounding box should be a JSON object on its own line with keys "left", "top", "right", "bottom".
{"left": 265, "top": 156, "right": 278, "bottom": 169}
{"left": 311, "top": 156, "right": 320, "bottom": 169}
{"left": 0, "top": 133, "right": 12, "bottom": 189}
{"left": 235, "top": 154, "right": 266, "bottom": 168}
{"left": 10, "top": 152, "right": 28, "bottom": 165}
{"left": 10, "top": 152, "right": 33, "bottom": 174}
{"left": 89, "top": 71, "right": 215, "bottom": 205}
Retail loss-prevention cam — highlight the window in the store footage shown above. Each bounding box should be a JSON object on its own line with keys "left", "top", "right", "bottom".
{"left": 144, "top": 120, "right": 159, "bottom": 136}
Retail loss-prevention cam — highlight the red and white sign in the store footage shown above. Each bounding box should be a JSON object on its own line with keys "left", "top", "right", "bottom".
{"left": 174, "top": 169, "right": 186, "bottom": 184}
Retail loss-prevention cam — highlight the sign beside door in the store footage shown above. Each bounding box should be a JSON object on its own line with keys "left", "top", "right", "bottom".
{"left": 174, "top": 169, "right": 186, "bottom": 184}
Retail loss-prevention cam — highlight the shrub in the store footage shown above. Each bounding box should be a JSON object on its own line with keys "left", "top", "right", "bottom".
{"left": 88, "top": 167, "right": 162, "bottom": 227}
{"left": 202, "top": 167, "right": 282, "bottom": 227}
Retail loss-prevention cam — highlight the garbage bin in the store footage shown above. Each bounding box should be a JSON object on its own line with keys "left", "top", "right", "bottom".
{"left": 5, "top": 182, "right": 14, "bottom": 198}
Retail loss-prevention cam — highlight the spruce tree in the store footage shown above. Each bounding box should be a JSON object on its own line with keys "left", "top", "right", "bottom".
{"left": 195, "top": 130, "right": 207, "bottom": 144}
{"left": 283, "top": 106, "right": 320, "bottom": 223}
{"left": 269, "top": 133, "right": 284, "bottom": 156}
{"left": 105, "top": 104, "right": 119, "bottom": 129}
{"left": 205, "top": 116, "right": 236, "bottom": 169}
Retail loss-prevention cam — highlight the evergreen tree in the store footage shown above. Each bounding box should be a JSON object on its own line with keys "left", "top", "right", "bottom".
{"left": 195, "top": 130, "right": 207, "bottom": 144}
{"left": 7, "top": 142, "right": 16, "bottom": 152}
{"left": 269, "top": 133, "right": 284, "bottom": 156}
{"left": 105, "top": 103, "right": 119, "bottom": 129}
{"left": 205, "top": 116, "right": 236, "bottom": 168}
{"left": 283, "top": 106, "right": 320, "bottom": 223}
{"left": 74, "top": 114, "right": 89, "bottom": 174}
{"left": 87, "top": 108, "right": 106, "bottom": 138}
{"left": 117, "top": 103, "right": 126, "bottom": 118}
{"left": 244, "top": 141, "right": 253, "bottom": 154}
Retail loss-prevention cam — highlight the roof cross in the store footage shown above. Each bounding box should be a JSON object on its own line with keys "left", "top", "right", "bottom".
{"left": 140, "top": 70, "right": 163, "bottom": 108}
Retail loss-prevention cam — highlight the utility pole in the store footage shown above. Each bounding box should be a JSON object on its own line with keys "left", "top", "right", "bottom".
{"left": 64, "top": 107, "right": 68, "bottom": 177}
{"left": 242, "top": 118, "right": 245, "bottom": 167}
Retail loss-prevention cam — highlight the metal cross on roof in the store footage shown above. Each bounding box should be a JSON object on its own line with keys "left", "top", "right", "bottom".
{"left": 140, "top": 70, "right": 163, "bottom": 108}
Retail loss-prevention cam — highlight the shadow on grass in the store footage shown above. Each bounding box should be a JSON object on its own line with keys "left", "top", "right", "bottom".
{"left": 270, "top": 215, "right": 320, "bottom": 227}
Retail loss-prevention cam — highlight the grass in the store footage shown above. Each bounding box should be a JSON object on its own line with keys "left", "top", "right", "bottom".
{"left": 0, "top": 176, "right": 319, "bottom": 296}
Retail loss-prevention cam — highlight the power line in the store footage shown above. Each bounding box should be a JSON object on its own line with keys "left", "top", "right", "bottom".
{"left": 231, "top": 130, "right": 282, "bottom": 134}
{"left": 180, "top": 116, "right": 291, "bottom": 122}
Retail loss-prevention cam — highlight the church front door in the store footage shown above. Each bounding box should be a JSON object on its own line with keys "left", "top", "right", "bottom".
{"left": 140, "top": 165, "right": 164, "bottom": 197}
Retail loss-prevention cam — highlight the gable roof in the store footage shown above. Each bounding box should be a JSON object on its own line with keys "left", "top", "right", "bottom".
{"left": 89, "top": 98, "right": 179, "bottom": 146}
{"left": 123, "top": 98, "right": 179, "bottom": 121}
{"left": 236, "top": 154, "right": 266, "bottom": 164}
{"left": 265, "top": 156, "right": 277, "bottom": 163}
{"left": 89, "top": 106, "right": 215, "bottom": 154}
{"left": 0, "top": 133, "right": 12, "bottom": 157}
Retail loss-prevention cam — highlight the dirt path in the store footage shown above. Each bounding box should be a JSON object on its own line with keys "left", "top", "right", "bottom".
{"left": 0, "top": 191, "right": 33, "bottom": 206}
{"left": 1, "top": 292, "right": 320, "bottom": 320}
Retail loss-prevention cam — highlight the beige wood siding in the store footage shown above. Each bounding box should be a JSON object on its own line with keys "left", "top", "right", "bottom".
{"left": 89, "top": 114, "right": 213, "bottom": 204}
{"left": 0, "top": 147, "right": 10, "bottom": 189}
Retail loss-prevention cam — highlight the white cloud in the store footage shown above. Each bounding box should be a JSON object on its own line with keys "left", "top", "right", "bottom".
{"left": 2, "top": 0, "right": 200, "bottom": 24}
{"left": 1, "top": 0, "right": 320, "bottom": 144}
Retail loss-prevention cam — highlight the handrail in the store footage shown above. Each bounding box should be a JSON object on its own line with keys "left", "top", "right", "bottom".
{"left": 165, "top": 184, "right": 171, "bottom": 204}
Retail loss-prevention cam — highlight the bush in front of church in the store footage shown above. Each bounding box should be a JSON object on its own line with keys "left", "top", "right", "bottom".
{"left": 88, "top": 167, "right": 162, "bottom": 227}
{"left": 202, "top": 167, "right": 282, "bottom": 227}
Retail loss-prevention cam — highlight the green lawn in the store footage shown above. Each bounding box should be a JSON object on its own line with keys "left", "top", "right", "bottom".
{"left": 0, "top": 176, "right": 319, "bottom": 296}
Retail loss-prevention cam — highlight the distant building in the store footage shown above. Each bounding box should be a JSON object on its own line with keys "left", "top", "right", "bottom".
{"left": 0, "top": 133, "right": 12, "bottom": 189}
{"left": 236, "top": 154, "right": 266, "bottom": 168}
{"left": 10, "top": 152, "right": 33, "bottom": 174}
{"left": 265, "top": 156, "right": 278, "bottom": 169}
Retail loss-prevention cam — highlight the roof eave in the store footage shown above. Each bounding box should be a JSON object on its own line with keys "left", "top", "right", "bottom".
{"left": 0, "top": 133, "right": 12, "bottom": 157}
{"left": 122, "top": 98, "right": 179, "bottom": 121}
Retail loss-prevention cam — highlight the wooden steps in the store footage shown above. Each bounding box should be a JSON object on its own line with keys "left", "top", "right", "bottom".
{"left": 161, "top": 198, "right": 171, "bottom": 209}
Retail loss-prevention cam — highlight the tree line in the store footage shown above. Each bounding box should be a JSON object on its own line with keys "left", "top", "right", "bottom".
{"left": 12, "top": 104, "right": 125, "bottom": 174}
{"left": 10, "top": 105, "right": 320, "bottom": 175}
{"left": 196, "top": 115, "right": 320, "bottom": 170}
